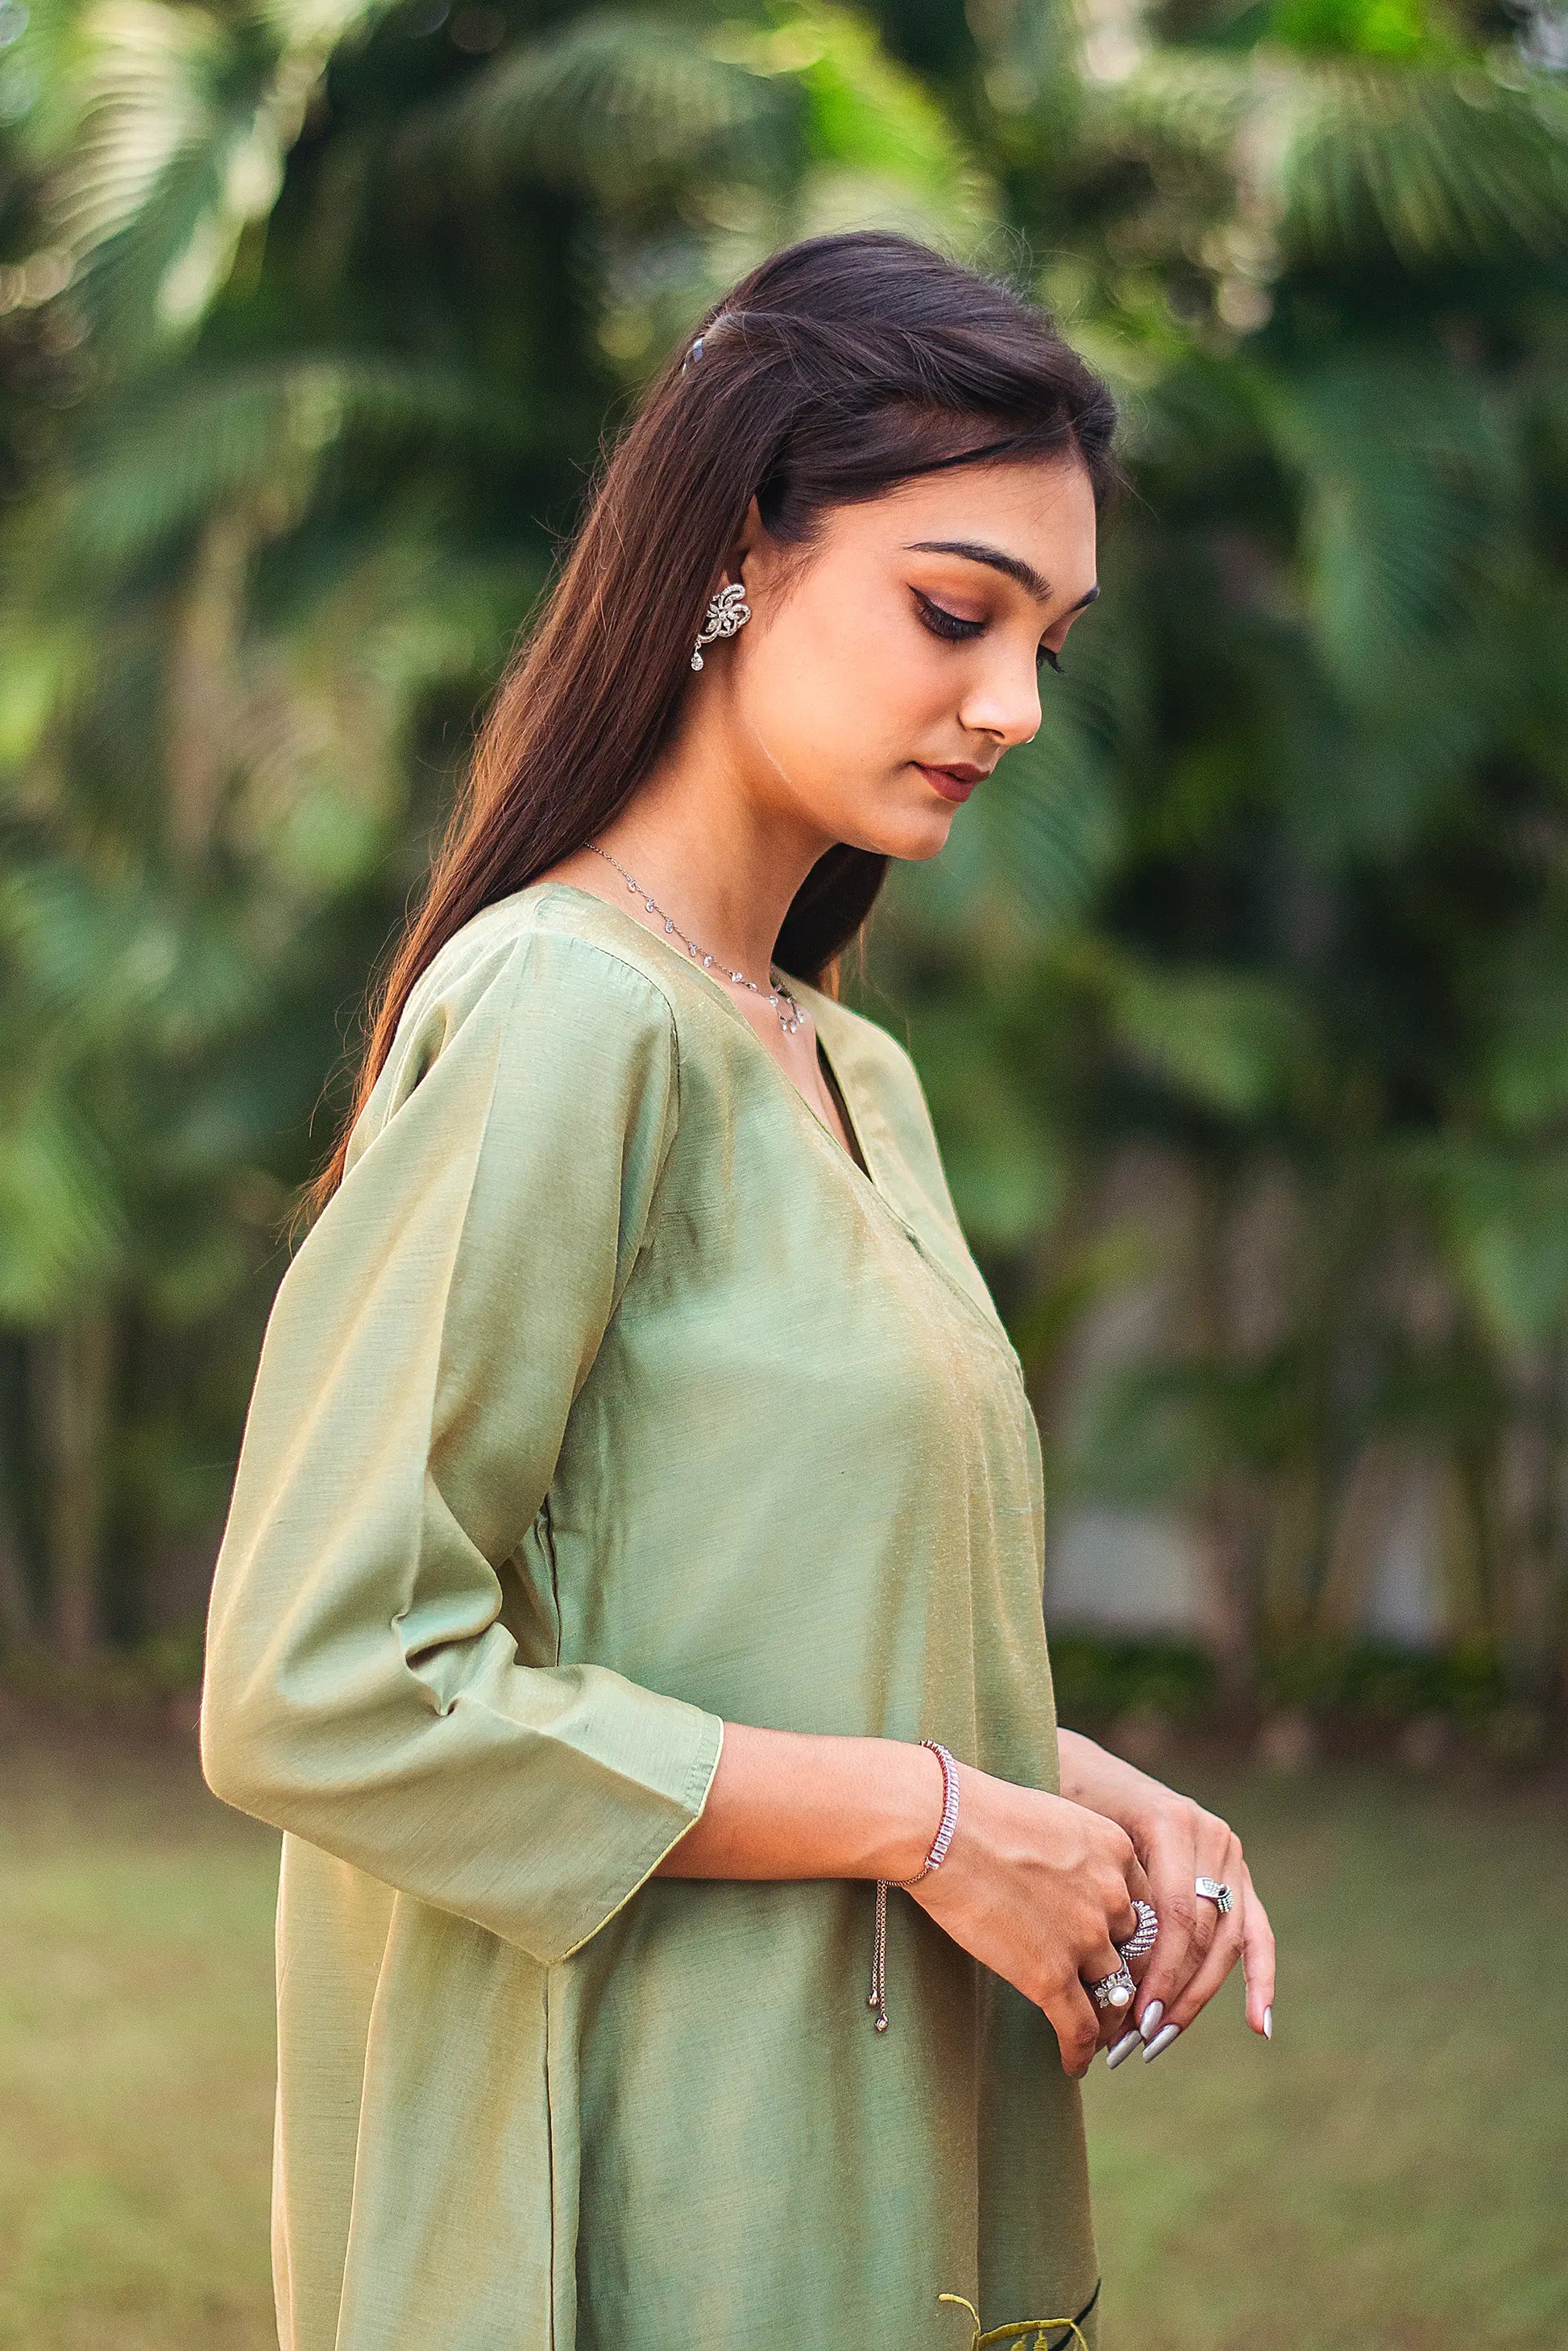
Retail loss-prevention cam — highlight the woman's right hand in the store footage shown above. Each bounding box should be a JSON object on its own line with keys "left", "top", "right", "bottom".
{"left": 909, "top": 1760, "right": 1153, "bottom": 2078}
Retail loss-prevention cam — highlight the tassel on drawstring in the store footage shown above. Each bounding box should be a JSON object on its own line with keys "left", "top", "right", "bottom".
{"left": 938, "top": 2291, "right": 1090, "bottom": 2349}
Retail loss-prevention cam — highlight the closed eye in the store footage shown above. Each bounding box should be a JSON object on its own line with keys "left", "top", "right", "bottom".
{"left": 913, "top": 589, "right": 983, "bottom": 645}
{"left": 915, "top": 589, "right": 1064, "bottom": 675}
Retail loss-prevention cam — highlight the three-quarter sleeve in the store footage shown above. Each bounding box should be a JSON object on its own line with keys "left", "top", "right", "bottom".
{"left": 199, "top": 917, "right": 724, "bottom": 1968}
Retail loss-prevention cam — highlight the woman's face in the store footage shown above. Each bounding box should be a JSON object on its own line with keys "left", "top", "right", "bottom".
{"left": 713, "top": 452, "right": 1100, "bottom": 864}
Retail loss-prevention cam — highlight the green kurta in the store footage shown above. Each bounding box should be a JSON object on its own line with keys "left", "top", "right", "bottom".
{"left": 200, "top": 878, "right": 1099, "bottom": 2351}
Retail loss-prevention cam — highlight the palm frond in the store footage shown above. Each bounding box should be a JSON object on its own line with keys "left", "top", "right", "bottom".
{"left": 49, "top": 0, "right": 388, "bottom": 352}
{"left": 9, "top": 355, "right": 534, "bottom": 582}
{"left": 0, "top": 1076, "right": 124, "bottom": 1319}
{"left": 1262, "top": 359, "right": 1515, "bottom": 698}
{"left": 786, "top": 2, "right": 991, "bottom": 233}
{"left": 1102, "top": 952, "right": 1315, "bottom": 1120}
{"left": 1417, "top": 1142, "right": 1568, "bottom": 1348}
{"left": 1093, "top": 49, "right": 1259, "bottom": 164}
{"left": 975, "top": 716, "right": 1123, "bottom": 939}
{"left": 1280, "top": 59, "right": 1568, "bottom": 268}
{"left": 393, "top": 10, "right": 794, "bottom": 198}
{"left": 1089, "top": 48, "right": 1568, "bottom": 276}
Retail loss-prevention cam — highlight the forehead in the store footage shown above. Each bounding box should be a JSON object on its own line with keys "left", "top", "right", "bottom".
{"left": 831, "top": 454, "right": 1098, "bottom": 595}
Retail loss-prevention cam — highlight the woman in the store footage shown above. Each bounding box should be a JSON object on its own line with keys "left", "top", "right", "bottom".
{"left": 201, "top": 230, "right": 1275, "bottom": 2351}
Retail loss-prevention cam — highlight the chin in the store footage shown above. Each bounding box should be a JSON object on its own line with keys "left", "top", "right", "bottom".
{"left": 832, "top": 793, "right": 957, "bottom": 866}
{"left": 866, "top": 811, "right": 958, "bottom": 865}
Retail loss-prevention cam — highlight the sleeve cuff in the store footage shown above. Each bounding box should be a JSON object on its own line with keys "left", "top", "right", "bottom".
{"left": 550, "top": 1700, "right": 726, "bottom": 1965}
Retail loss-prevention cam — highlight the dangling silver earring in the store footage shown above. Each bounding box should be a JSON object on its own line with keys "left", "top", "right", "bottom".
{"left": 691, "top": 580, "right": 750, "bottom": 671}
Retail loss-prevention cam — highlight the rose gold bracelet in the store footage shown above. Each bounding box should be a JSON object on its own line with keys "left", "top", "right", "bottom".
{"left": 867, "top": 1739, "right": 960, "bottom": 2032}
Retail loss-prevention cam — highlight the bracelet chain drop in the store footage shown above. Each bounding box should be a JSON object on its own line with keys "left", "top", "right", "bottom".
{"left": 868, "top": 1739, "right": 960, "bottom": 2032}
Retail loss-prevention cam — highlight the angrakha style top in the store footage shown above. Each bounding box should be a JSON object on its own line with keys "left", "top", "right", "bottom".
{"left": 200, "top": 879, "right": 1100, "bottom": 2351}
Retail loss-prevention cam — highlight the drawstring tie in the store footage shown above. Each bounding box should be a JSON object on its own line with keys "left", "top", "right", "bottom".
{"left": 939, "top": 2291, "right": 1090, "bottom": 2349}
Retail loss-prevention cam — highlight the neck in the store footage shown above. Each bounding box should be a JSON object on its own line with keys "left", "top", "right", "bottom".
{"left": 594, "top": 706, "right": 833, "bottom": 982}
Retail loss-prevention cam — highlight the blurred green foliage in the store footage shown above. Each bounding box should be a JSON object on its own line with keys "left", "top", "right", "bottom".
{"left": 0, "top": 0, "right": 1566, "bottom": 1703}
{"left": 1045, "top": 1627, "right": 1512, "bottom": 1724}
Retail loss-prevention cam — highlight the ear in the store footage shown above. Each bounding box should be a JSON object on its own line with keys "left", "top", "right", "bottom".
{"left": 724, "top": 496, "right": 764, "bottom": 588}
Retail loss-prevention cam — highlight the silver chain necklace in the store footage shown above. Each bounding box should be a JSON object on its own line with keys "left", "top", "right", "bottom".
{"left": 587, "top": 843, "right": 803, "bottom": 1035}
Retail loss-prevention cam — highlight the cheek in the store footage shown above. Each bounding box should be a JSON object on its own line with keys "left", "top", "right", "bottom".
{"left": 748, "top": 590, "right": 948, "bottom": 764}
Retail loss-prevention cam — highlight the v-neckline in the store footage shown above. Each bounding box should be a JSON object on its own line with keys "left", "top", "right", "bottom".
{"left": 533, "top": 880, "right": 1027, "bottom": 1374}
{"left": 534, "top": 880, "right": 881, "bottom": 1192}
{"left": 813, "top": 1032, "right": 872, "bottom": 1179}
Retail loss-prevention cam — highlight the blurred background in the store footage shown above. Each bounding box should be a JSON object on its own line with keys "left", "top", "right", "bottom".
{"left": 1, "top": 0, "right": 1566, "bottom": 2344}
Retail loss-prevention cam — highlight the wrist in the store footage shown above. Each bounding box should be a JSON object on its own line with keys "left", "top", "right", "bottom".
{"left": 1057, "top": 1727, "right": 1159, "bottom": 1835}
{"left": 869, "top": 1740, "right": 947, "bottom": 1882}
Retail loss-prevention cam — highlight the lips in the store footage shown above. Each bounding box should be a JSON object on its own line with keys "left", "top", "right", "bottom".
{"left": 916, "top": 762, "right": 991, "bottom": 804}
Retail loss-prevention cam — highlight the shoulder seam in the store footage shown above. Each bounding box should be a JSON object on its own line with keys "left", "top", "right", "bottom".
{"left": 385, "top": 899, "right": 683, "bottom": 1142}
{"left": 536, "top": 916, "right": 687, "bottom": 1035}
{"left": 433, "top": 886, "right": 693, "bottom": 1035}
{"left": 413, "top": 895, "right": 686, "bottom": 1030}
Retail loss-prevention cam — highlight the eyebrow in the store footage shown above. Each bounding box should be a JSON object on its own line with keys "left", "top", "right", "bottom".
{"left": 905, "top": 539, "right": 1101, "bottom": 613}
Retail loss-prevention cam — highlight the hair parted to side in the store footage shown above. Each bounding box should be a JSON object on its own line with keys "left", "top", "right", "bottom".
{"left": 299, "top": 230, "right": 1120, "bottom": 1226}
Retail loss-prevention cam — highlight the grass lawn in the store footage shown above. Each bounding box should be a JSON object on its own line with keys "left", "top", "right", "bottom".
{"left": 1, "top": 1705, "right": 1564, "bottom": 2350}
{"left": 1081, "top": 1757, "right": 1568, "bottom": 2351}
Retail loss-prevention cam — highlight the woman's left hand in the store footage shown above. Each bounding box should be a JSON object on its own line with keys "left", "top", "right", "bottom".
{"left": 1056, "top": 1728, "right": 1275, "bottom": 2055}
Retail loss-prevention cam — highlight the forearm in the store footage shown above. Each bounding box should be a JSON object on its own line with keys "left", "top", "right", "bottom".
{"left": 653, "top": 1721, "right": 945, "bottom": 1882}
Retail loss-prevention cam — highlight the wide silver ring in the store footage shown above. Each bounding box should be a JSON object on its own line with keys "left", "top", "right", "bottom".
{"left": 1196, "top": 1876, "right": 1234, "bottom": 1916}
{"left": 1086, "top": 1963, "right": 1136, "bottom": 2012}
{"left": 1116, "top": 1897, "right": 1158, "bottom": 1963}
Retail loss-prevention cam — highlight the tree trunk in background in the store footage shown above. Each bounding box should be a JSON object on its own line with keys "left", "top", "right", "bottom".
{"left": 1189, "top": 1163, "right": 1259, "bottom": 1694}
{"left": 165, "top": 511, "right": 249, "bottom": 869}
{"left": 1502, "top": 1338, "right": 1568, "bottom": 1701}
{"left": 37, "top": 1311, "right": 116, "bottom": 1661}
{"left": 1313, "top": 1441, "right": 1408, "bottom": 1640}
{"left": 0, "top": 1523, "right": 31, "bottom": 1647}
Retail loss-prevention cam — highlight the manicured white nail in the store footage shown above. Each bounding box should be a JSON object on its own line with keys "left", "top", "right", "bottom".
{"left": 1138, "top": 2000, "right": 1164, "bottom": 2042}
{"left": 1263, "top": 2005, "right": 1272, "bottom": 2041}
{"left": 1143, "top": 2021, "right": 1182, "bottom": 2062}
{"left": 1105, "top": 2030, "right": 1142, "bottom": 2070}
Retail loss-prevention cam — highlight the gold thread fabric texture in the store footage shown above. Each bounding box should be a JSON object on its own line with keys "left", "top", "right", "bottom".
{"left": 200, "top": 881, "right": 1099, "bottom": 2351}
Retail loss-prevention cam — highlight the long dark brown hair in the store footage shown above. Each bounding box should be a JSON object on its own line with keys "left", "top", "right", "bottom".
{"left": 301, "top": 231, "right": 1119, "bottom": 1223}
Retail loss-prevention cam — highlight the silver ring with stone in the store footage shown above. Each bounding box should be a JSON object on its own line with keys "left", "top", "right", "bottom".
{"left": 1196, "top": 1876, "right": 1234, "bottom": 1915}
{"left": 1086, "top": 1963, "right": 1136, "bottom": 2012}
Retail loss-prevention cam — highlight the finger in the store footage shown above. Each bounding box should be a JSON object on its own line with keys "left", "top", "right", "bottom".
{"left": 1123, "top": 1847, "right": 1155, "bottom": 1909}
{"left": 1043, "top": 1976, "right": 1104, "bottom": 2079}
{"left": 1238, "top": 1865, "right": 1276, "bottom": 2037}
{"left": 1160, "top": 1894, "right": 1246, "bottom": 2032}
{"left": 1183, "top": 1831, "right": 1233, "bottom": 1970}
{"left": 1101, "top": 1843, "right": 1156, "bottom": 2029}
{"left": 1122, "top": 1848, "right": 1155, "bottom": 1932}
{"left": 1159, "top": 1832, "right": 1253, "bottom": 2032}
{"left": 1113, "top": 1858, "right": 1158, "bottom": 1992}
{"left": 1081, "top": 1931, "right": 1135, "bottom": 2045}
{"left": 1138, "top": 1824, "right": 1238, "bottom": 2034}
{"left": 1131, "top": 1831, "right": 1203, "bottom": 2036}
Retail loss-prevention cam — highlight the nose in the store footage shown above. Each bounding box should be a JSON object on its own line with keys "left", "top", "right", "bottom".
{"left": 958, "top": 653, "right": 1041, "bottom": 753}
